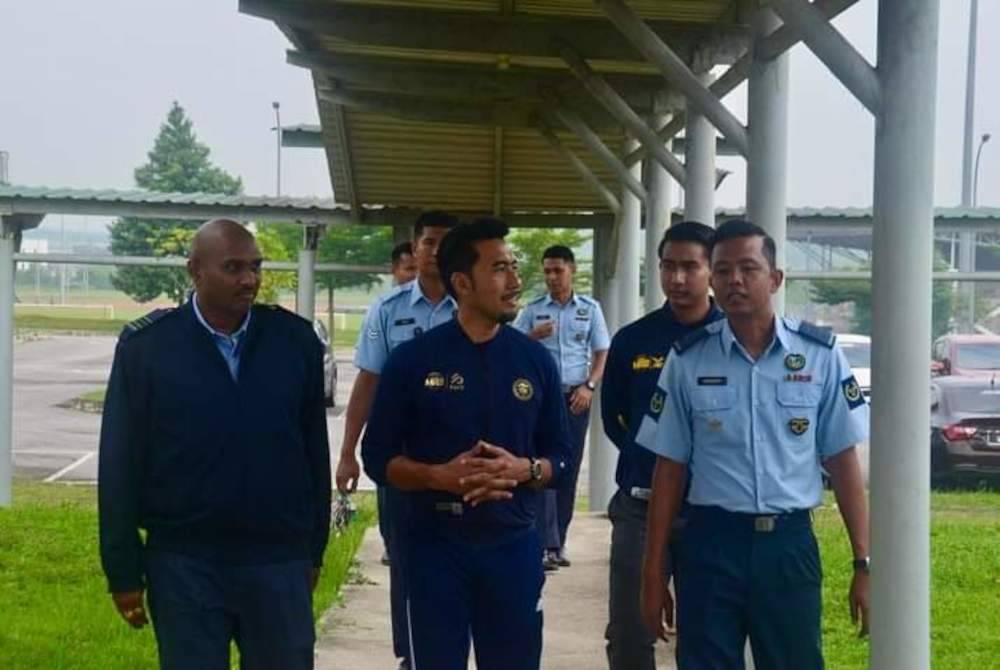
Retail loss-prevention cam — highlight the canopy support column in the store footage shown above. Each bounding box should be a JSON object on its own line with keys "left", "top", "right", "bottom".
{"left": 684, "top": 72, "right": 717, "bottom": 227}
{"left": 296, "top": 225, "right": 321, "bottom": 321}
{"left": 645, "top": 115, "right": 672, "bottom": 313}
{"left": 0, "top": 217, "right": 17, "bottom": 507}
{"left": 589, "top": 221, "right": 616, "bottom": 512}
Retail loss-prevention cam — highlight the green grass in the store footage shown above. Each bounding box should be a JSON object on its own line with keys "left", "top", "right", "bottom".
{"left": 818, "top": 490, "right": 1000, "bottom": 669}
{"left": 0, "top": 482, "right": 374, "bottom": 670}
{"left": 79, "top": 389, "right": 107, "bottom": 404}
{"left": 15, "top": 314, "right": 129, "bottom": 334}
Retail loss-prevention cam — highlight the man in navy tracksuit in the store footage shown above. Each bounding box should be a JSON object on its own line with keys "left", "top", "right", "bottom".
{"left": 362, "top": 218, "right": 572, "bottom": 670}
{"left": 98, "top": 219, "right": 331, "bottom": 670}
{"left": 601, "top": 222, "right": 722, "bottom": 669}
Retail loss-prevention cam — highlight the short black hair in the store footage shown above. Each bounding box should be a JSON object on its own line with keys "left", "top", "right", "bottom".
{"left": 710, "top": 219, "right": 777, "bottom": 269}
{"left": 390, "top": 241, "right": 413, "bottom": 265}
{"left": 542, "top": 245, "right": 575, "bottom": 264}
{"left": 413, "top": 210, "right": 459, "bottom": 240}
{"left": 658, "top": 221, "right": 715, "bottom": 261}
{"left": 437, "top": 217, "right": 510, "bottom": 298}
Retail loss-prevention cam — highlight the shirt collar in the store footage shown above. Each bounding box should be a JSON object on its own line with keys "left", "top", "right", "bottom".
{"left": 544, "top": 292, "right": 577, "bottom": 307}
{"left": 408, "top": 278, "right": 455, "bottom": 309}
{"left": 192, "top": 293, "right": 251, "bottom": 341}
{"left": 719, "top": 315, "right": 788, "bottom": 358}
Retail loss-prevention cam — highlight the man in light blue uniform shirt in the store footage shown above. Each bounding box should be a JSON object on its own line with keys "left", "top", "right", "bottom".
{"left": 514, "top": 245, "right": 610, "bottom": 569}
{"left": 637, "top": 220, "right": 871, "bottom": 669}
{"left": 334, "top": 211, "right": 458, "bottom": 670}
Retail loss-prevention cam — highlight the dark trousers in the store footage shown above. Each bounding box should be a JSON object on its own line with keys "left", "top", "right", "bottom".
{"left": 144, "top": 550, "right": 314, "bottom": 670}
{"left": 382, "top": 485, "right": 410, "bottom": 660}
{"left": 676, "top": 506, "right": 823, "bottom": 670}
{"left": 406, "top": 529, "right": 544, "bottom": 670}
{"left": 606, "top": 489, "right": 677, "bottom": 670}
{"left": 538, "top": 396, "right": 590, "bottom": 550}
{"left": 376, "top": 485, "right": 389, "bottom": 550}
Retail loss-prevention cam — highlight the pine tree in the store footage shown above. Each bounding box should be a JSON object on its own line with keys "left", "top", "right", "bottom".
{"left": 109, "top": 102, "right": 242, "bottom": 304}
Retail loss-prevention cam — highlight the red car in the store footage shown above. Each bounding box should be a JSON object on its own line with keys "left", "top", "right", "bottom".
{"left": 931, "top": 334, "right": 1000, "bottom": 378}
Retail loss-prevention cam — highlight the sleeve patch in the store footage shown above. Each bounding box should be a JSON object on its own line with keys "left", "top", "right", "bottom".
{"left": 841, "top": 376, "right": 865, "bottom": 409}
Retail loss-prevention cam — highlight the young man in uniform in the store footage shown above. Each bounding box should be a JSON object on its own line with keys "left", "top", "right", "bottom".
{"left": 601, "top": 222, "right": 722, "bottom": 669}
{"left": 362, "top": 218, "right": 572, "bottom": 670}
{"left": 98, "top": 219, "right": 330, "bottom": 669}
{"left": 334, "top": 211, "right": 458, "bottom": 670}
{"left": 390, "top": 241, "right": 418, "bottom": 286}
{"left": 638, "top": 220, "right": 871, "bottom": 669}
{"left": 514, "top": 245, "right": 609, "bottom": 569}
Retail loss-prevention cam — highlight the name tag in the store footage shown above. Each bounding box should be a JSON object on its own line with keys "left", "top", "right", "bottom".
{"left": 393, "top": 317, "right": 416, "bottom": 326}
{"left": 535, "top": 314, "right": 551, "bottom": 320}
{"left": 697, "top": 376, "right": 728, "bottom": 386}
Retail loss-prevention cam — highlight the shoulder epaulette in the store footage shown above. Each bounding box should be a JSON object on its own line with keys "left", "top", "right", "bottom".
{"left": 672, "top": 324, "right": 712, "bottom": 354}
{"left": 119, "top": 308, "right": 174, "bottom": 341}
{"left": 379, "top": 283, "right": 411, "bottom": 306}
{"left": 787, "top": 319, "right": 835, "bottom": 348}
{"left": 577, "top": 294, "right": 599, "bottom": 306}
{"left": 526, "top": 294, "right": 548, "bottom": 305}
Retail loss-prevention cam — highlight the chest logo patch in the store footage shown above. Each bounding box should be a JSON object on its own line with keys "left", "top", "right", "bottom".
{"left": 513, "top": 378, "right": 534, "bottom": 401}
{"left": 789, "top": 417, "right": 811, "bottom": 435}
{"left": 632, "top": 354, "right": 666, "bottom": 372}
{"left": 448, "top": 373, "right": 465, "bottom": 391}
{"left": 649, "top": 391, "right": 665, "bottom": 416}
{"left": 424, "top": 371, "right": 446, "bottom": 390}
{"left": 576, "top": 308, "right": 589, "bottom": 317}
{"left": 785, "top": 353, "right": 807, "bottom": 371}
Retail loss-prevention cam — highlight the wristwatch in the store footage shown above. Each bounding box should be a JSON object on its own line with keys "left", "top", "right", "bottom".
{"left": 852, "top": 556, "right": 871, "bottom": 573}
{"left": 528, "top": 458, "right": 543, "bottom": 482}
{"left": 584, "top": 380, "right": 596, "bottom": 391}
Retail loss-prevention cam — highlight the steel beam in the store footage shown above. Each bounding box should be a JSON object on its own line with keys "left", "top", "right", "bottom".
{"left": 684, "top": 73, "right": 717, "bottom": 227}
{"left": 622, "top": 0, "right": 860, "bottom": 167}
{"left": 747, "top": 9, "right": 790, "bottom": 314}
{"left": 559, "top": 45, "right": 687, "bottom": 185}
{"left": 10, "top": 253, "right": 387, "bottom": 274}
{"left": 537, "top": 123, "right": 621, "bottom": 214}
{"left": 870, "top": 2, "right": 939, "bottom": 667}
{"left": 645, "top": 115, "right": 672, "bottom": 314}
{"left": 551, "top": 107, "right": 648, "bottom": 203}
{"left": 597, "top": 0, "right": 750, "bottom": 157}
{"left": 0, "top": 219, "right": 14, "bottom": 506}
{"left": 771, "top": 0, "right": 880, "bottom": 114}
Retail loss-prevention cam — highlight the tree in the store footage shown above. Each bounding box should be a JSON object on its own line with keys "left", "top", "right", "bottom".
{"left": 810, "top": 254, "right": 955, "bottom": 339}
{"left": 109, "top": 102, "right": 242, "bottom": 304}
{"left": 508, "top": 228, "right": 593, "bottom": 297}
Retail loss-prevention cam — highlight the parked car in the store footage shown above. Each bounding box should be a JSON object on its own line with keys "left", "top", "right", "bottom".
{"left": 931, "top": 334, "right": 1000, "bottom": 378}
{"left": 838, "top": 333, "right": 872, "bottom": 400}
{"left": 930, "top": 375, "right": 1000, "bottom": 481}
{"left": 313, "top": 319, "right": 338, "bottom": 407}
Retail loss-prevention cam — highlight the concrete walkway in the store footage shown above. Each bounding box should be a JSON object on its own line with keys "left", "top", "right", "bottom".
{"left": 315, "top": 513, "right": 676, "bottom": 669}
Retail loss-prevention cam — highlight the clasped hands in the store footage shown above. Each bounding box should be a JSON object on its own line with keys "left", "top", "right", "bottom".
{"left": 439, "top": 441, "right": 532, "bottom": 507}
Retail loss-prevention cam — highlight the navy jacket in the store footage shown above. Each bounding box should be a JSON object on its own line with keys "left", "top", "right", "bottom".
{"left": 601, "top": 302, "right": 723, "bottom": 494}
{"left": 98, "top": 301, "right": 331, "bottom": 593}
{"left": 362, "top": 320, "right": 572, "bottom": 543}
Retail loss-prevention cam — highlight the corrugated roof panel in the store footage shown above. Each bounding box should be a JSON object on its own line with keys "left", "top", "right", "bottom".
{"left": 516, "top": 0, "right": 733, "bottom": 21}
{"left": 0, "top": 185, "right": 340, "bottom": 211}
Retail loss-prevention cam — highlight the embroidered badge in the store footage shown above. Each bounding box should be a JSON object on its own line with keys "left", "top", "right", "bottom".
{"left": 632, "top": 354, "right": 653, "bottom": 371}
{"left": 448, "top": 373, "right": 465, "bottom": 391}
{"left": 785, "top": 354, "right": 806, "bottom": 371}
{"left": 789, "top": 417, "right": 810, "bottom": 435}
{"left": 424, "top": 371, "right": 445, "bottom": 390}
{"left": 513, "top": 378, "right": 534, "bottom": 401}
{"left": 649, "top": 391, "right": 665, "bottom": 416}
{"left": 841, "top": 376, "right": 865, "bottom": 409}
{"left": 367, "top": 328, "right": 380, "bottom": 340}
{"left": 576, "top": 308, "right": 588, "bottom": 317}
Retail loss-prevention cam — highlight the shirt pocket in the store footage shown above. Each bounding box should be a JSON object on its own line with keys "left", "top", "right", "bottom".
{"left": 690, "top": 386, "right": 739, "bottom": 445}
{"left": 776, "top": 383, "right": 823, "bottom": 444}
{"left": 387, "top": 324, "right": 418, "bottom": 348}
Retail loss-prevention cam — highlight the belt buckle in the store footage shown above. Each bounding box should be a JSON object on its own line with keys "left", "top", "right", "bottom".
{"left": 754, "top": 516, "right": 776, "bottom": 533}
{"left": 434, "top": 502, "right": 464, "bottom": 516}
{"left": 629, "top": 487, "right": 651, "bottom": 501}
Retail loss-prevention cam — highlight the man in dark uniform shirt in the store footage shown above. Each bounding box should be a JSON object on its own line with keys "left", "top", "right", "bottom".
{"left": 98, "top": 219, "right": 331, "bottom": 670}
{"left": 362, "top": 218, "right": 572, "bottom": 670}
{"left": 601, "top": 222, "right": 722, "bottom": 669}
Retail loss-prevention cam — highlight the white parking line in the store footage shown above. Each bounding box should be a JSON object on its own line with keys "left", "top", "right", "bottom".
{"left": 14, "top": 449, "right": 92, "bottom": 456}
{"left": 43, "top": 451, "right": 96, "bottom": 483}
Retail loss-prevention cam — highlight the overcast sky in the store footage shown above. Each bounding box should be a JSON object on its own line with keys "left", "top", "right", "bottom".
{"left": 1, "top": 0, "right": 997, "bottom": 226}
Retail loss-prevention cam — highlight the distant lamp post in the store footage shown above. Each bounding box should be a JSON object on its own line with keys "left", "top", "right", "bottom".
{"left": 272, "top": 101, "right": 282, "bottom": 197}
{"left": 973, "top": 132, "right": 991, "bottom": 207}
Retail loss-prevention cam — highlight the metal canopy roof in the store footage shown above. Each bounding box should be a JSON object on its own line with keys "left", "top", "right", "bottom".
{"left": 240, "top": 0, "right": 750, "bottom": 216}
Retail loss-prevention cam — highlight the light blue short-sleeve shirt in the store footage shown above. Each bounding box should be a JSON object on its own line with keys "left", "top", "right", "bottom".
{"left": 636, "top": 317, "right": 869, "bottom": 514}
{"left": 353, "top": 279, "right": 457, "bottom": 374}
{"left": 513, "top": 293, "right": 610, "bottom": 386}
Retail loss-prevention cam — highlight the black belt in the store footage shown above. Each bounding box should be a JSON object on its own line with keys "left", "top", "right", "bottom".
{"left": 686, "top": 505, "right": 811, "bottom": 533}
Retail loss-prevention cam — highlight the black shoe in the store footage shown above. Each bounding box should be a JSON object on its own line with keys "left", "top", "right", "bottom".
{"left": 556, "top": 547, "right": 571, "bottom": 568}
{"left": 542, "top": 550, "right": 560, "bottom": 572}
{"left": 381, "top": 550, "right": 391, "bottom": 567}
{"left": 397, "top": 659, "right": 410, "bottom": 670}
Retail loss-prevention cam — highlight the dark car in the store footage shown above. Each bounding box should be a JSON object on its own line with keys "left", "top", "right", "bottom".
{"left": 930, "top": 376, "right": 1000, "bottom": 482}
{"left": 931, "top": 334, "right": 1000, "bottom": 378}
{"left": 313, "top": 320, "right": 338, "bottom": 407}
